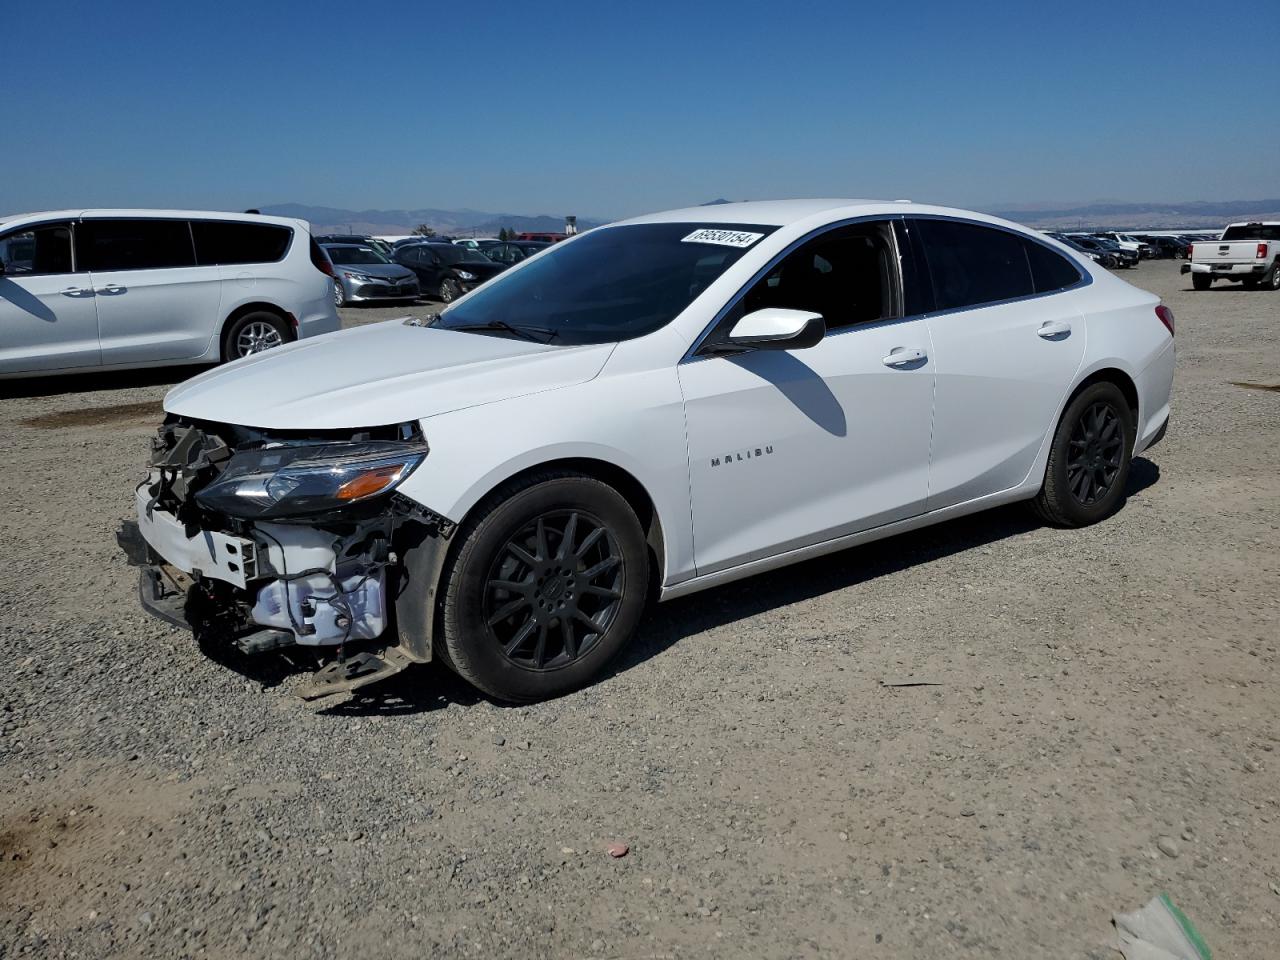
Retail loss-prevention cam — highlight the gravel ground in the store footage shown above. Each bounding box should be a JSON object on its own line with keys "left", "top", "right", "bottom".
{"left": 1, "top": 261, "right": 1277, "bottom": 959}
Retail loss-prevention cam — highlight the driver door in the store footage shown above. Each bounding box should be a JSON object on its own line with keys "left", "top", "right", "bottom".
{"left": 678, "top": 220, "right": 935, "bottom": 576}
{"left": 0, "top": 221, "right": 101, "bottom": 374}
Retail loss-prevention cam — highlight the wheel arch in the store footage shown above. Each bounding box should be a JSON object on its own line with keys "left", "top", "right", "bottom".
{"left": 218, "top": 301, "right": 296, "bottom": 360}
{"left": 1066, "top": 364, "right": 1140, "bottom": 427}
{"left": 454, "top": 456, "right": 669, "bottom": 596}
{"left": 393, "top": 453, "right": 672, "bottom": 664}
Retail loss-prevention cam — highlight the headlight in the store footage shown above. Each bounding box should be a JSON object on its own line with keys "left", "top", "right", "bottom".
{"left": 194, "top": 440, "right": 428, "bottom": 518}
{"left": 343, "top": 271, "right": 377, "bottom": 282}
{"left": 455, "top": 271, "right": 476, "bottom": 281}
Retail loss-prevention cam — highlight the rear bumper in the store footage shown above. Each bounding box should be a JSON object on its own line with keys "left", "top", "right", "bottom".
{"left": 1184, "top": 262, "right": 1266, "bottom": 275}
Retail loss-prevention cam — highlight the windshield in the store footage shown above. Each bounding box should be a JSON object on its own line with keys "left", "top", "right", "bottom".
{"left": 434, "top": 222, "right": 777, "bottom": 345}
{"left": 424, "top": 244, "right": 491, "bottom": 265}
{"left": 1222, "top": 224, "right": 1280, "bottom": 242}
{"left": 326, "top": 245, "right": 390, "bottom": 265}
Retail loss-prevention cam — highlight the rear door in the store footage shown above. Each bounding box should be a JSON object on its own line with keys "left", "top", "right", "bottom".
{"left": 0, "top": 220, "right": 100, "bottom": 373}
{"left": 909, "top": 218, "right": 1087, "bottom": 509}
{"left": 79, "top": 218, "right": 223, "bottom": 365}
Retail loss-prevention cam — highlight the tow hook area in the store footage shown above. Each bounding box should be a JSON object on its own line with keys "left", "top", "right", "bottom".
{"left": 298, "top": 646, "right": 413, "bottom": 701}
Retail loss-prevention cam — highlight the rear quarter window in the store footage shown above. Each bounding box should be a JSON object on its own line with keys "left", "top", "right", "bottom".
{"left": 191, "top": 221, "right": 293, "bottom": 265}
{"left": 1025, "top": 239, "right": 1083, "bottom": 293}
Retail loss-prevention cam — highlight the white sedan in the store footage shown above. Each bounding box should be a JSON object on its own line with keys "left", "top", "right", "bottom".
{"left": 119, "top": 199, "right": 1175, "bottom": 702}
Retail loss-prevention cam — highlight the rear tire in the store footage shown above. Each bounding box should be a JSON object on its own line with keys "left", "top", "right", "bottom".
{"left": 1192, "top": 273, "right": 1211, "bottom": 291}
{"left": 1264, "top": 262, "right": 1280, "bottom": 291}
{"left": 1032, "top": 381, "right": 1134, "bottom": 528}
{"left": 438, "top": 472, "right": 649, "bottom": 702}
{"left": 222, "top": 310, "right": 292, "bottom": 361}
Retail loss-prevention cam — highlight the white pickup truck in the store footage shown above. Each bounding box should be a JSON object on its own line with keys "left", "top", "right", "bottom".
{"left": 1183, "top": 222, "right": 1280, "bottom": 290}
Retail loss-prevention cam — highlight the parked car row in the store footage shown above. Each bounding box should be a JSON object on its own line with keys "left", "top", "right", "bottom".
{"left": 319, "top": 235, "right": 554, "bottom": 305}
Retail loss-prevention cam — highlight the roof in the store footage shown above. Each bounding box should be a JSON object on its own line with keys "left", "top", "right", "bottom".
{"left": 0, "top": 209, "right": 306, "bottom": 228}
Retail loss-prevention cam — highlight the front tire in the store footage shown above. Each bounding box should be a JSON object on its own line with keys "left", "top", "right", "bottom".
{"left": 1192, "top": 273, "right": 1211, "bottom": 291}
{"left": 1032, "top": 381, "right": 1134, "bottom": 528}
{"left": 333, "top": 278, "right": 346, "bottom": 307}
{"left": 223, "top": 311, "right": 292, "bottom": 361}
{"left": 438, "top": 472, "right": 650, "bottom": 702}
{"left": 438, "top": 278, "right": 459, "bottom": 303}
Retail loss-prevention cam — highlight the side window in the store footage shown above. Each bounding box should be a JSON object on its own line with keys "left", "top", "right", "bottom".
{"left": 0, "top": 223, "right": 75, "bottom": 275}
{"left": 1024, "top": 239, "right": 1083, "bottom": 293}
{"left": 739, "top": 222, "right": 900, "bottom": 331}
{"left": 190, "top": 221, "right": 292, "bottom": 265}
{"left": 78, "top": 219, "right": 196, "bottom": 272}
{"left": 915, "top": 219, "right": 1033, "bottom": 310}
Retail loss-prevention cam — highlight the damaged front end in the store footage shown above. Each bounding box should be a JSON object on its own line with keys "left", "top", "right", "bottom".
{"left": 117, "top": 418, "right": 453, "bottom": 699}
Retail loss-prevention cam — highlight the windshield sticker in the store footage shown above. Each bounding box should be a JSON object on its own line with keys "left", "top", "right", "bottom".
{"left": 681, "top": 228, "right": 764, "bottom": 249}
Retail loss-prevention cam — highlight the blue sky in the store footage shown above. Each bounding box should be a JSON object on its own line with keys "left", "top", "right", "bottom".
{"left": 5, "top": 0, "right": 1278, "bottom": 218}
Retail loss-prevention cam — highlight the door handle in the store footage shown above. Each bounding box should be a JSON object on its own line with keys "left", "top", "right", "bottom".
{"left": 1037, "top": 320, "right": 1072, "bottom": 339}
{"left": 882, "top": 347, "right": 927, "bottom": 368}
{"left": 60, "top": 286, "right": 93, "bottom": 297}
{"left": 97, "top": 283, "right": 126, "bottom": 295}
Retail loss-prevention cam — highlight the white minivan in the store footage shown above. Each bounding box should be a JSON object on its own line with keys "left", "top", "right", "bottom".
{"left": 0, "top": 210, "right": 340, "bottom": 377}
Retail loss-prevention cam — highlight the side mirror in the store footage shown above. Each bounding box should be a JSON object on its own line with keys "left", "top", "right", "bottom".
{"left": 717, "top": 307, "right": 825, "bottom": 352}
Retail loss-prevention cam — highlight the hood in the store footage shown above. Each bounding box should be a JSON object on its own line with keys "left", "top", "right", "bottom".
{"left": 332, "top": 262, "right": 416, "bottom": 281}
{"left": 164, "top": 321, "right": 615, "bottom": 430}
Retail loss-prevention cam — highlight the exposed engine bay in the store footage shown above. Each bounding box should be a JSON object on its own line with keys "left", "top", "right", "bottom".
{"left": 117, "top": 418, "right": 452, "bottom": 698}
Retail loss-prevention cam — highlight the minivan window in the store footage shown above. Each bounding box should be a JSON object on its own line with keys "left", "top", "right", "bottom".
{"left": 0, "top": 223, "right": 74, "bottom": 275}
{"left": 916, "top": 219, "right": 1034, "bottom": 310}
{"left": 191, "top": 221, "right": 293, "bottom": 265}
{"left": 435, "top": 222, "right": 778, "bottom": 345}
{"left": 78, "top": 219, "right": 196, "bottom": 272}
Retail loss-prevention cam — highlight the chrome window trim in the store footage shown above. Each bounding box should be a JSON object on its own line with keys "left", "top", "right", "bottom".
{"left": 681, "top": 213, "right": 1093, "bottom": 364}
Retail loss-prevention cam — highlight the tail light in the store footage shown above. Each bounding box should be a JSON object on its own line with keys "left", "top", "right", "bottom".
{"left": 1155, "top": 305, "right": 1175, "bottom": 336}
{"left": 1187, "top": 244, "right": 1194, "bottom": 259}
{"left": 1258, "top": 243, "right": 1269, "bottom": 259}
{"left": 309, "top": 237, "right": 336, "bottom": 277}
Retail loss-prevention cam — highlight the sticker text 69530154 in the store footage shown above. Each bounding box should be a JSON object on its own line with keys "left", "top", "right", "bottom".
{"left": 680, "top": 229, "right": 764, "bottom": 249}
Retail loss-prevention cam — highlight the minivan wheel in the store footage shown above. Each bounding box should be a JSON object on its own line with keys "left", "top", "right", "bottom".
{"left": 224, "top": 311, "right": 292, "bottom": 360}
{"left": 1032, "top": 381, "right": 1134, "bottom": 528}
{"left": 438, "top": 278, "right": 459, "bottom": 303}
{"left": 438, "top": 472, "right": 649, "bottom": 702}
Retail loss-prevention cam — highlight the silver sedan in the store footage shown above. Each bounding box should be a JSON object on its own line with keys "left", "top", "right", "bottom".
{"left": 323, "top": 244, "right": 420, "bottom": 306}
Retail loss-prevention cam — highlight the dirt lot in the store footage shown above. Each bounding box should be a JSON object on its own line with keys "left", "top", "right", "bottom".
{"left": 1, "top": 261, "right": 1277, "bottom": 959}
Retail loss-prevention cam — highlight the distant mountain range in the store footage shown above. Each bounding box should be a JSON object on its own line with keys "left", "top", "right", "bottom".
{"left": 986, "top": 199, "right": 1280, "bottom": 231}
{"left": 260, "top": 203, "right": 602, "bottom": 238}
{"left": 262, "top": 197, "right": 1280, "bottom": 236}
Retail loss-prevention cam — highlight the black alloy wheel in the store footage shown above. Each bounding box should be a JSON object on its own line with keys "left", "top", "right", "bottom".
{"left": 1065, "top": 401, "right": 1124, "bottom": 506}
{"left": 483, "top": 510, "right": 624, "bottom": 670}
{"left": 436, "top": 471, "right": 649, "bottom": 702}
{"left": 1032, "top": 381, "right": 1134, "bottom": 527}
